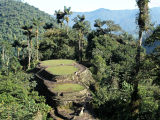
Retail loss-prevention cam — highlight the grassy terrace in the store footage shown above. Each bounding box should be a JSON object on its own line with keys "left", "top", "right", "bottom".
{"left": 40, "top": 59, "right": 75, "bottom": 67}
{"left": 40, "top": 59, "right": 78, "bottom": 75}
{"left": 46, "top": 66, "right": 78, "bottom": 75}
{"left": 52, "top": 83, "right": 85, "bottom": 93}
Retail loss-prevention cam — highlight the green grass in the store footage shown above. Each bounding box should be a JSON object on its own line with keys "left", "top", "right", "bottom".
{"left": 40, "top": 59, "right": 75, "bottom": 67}
{"left": 46, "top": 66, "right": 78, "bottom": 75}
{"left": 52, "top": 83, "right": 85, "bottom": 93}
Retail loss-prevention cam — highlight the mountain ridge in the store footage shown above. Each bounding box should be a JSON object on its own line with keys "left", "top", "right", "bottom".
{"left": 69, "top": 7, "right": 160, "bottom": 34}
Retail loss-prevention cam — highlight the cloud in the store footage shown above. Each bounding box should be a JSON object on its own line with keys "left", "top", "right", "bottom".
{"left": 150, "top": 0, "right": 160, "bottom": 7}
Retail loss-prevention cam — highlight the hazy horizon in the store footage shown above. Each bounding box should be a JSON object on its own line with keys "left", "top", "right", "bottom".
{"left": 23, "top": 0, "right": 160, "bottom": 15}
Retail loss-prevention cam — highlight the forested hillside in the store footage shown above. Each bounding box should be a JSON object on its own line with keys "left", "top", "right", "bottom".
{"left": 0, "top": 0, "right": 160, "bottom": 120}
{"left": 0, "top": 0, "right": 56, "bottom": 41}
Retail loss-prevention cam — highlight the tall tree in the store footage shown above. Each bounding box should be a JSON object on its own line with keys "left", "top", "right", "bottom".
{"left": 55, "top": 10, "right": 65, "bottom": 27}
{"left": 0, "top": 40, "right": 13, "bottom": 74}
{"left": 94, "top": 19, "right": 122, "bottom": 36}
{"left": 33, "top": 17, "right": 44, "bottom": 61}
{"left": 22, "top": 25, "right": 35, "bottom": 69}
{"left": 130, "top": 0, "right": 150, "bottom": 117}
{"left": 73, "top": 15, "right": 90, "bottom": 62}
{"left": 12, "top": 38, "right": 21, "bottom": 59}
{"left": 64, "top": 6, "right": 72, "bottom": 32}
{"left": 55, "top": 6, "right": 72, "bottom": 30}
{"left": 94, "top": 19, "right": 106, "bottom": 35}
{"left": 105, "top": 20, "right": 122, "bottom": 35}
{"left": 0, "top": 39, "right": 6, "bottom": 65}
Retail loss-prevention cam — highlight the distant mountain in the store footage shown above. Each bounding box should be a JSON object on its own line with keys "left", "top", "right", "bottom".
{"left": 70, "top": 7, "right": 160, "bottom": 34}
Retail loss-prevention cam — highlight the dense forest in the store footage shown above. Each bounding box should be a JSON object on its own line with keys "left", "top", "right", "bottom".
{"left": 0, "top": 0, "right": 160, "bottom": 119}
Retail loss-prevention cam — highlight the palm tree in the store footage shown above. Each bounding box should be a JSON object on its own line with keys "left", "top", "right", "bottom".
{"left": 55, "top": 10, "right": 65, "bottom": 27}
{"left": 94, "top": 19, "right": 106, "bottom": 35}
{"left": 12, "top": 38, "right": 21, "bottom": 59}
{"left": 55, "top": 6, "right": 72, "bottom": 29}
{"left": 105, "top": 20, "right": 122, "bottom": 35}
{"left": 64, "top": 6, "right": 72, "bottom": 32}
{"left": 0, "top": 40, "right": 6, "bottom": 66}
{"left": 94, "top": 19, "right": 121, "bottom": 36}
{"left": 33, "top": 17, "right": 44, "bottom": 61}
{"left": 43, "top": 23, "right": 54, "bottom": 30}
{"left": 73, "top": 15, "right": 90, "bottom": 62}
{"left": 0, "top": 38, "right": 12, "bottom": 73}
{"left": 130, "top": 0, "right": 150, "bottom": 118}
{"left": 22, "top": 25, "right": 35, "bottom": 69}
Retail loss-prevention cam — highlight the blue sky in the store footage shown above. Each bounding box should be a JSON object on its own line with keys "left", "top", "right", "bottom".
{"left": 23, "top": 0, "right": 160, "bottom": 14}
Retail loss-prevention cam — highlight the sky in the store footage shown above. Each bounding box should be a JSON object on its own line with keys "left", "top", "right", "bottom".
{"left": 23, "top": 0, "right": 160, "bottom": 15}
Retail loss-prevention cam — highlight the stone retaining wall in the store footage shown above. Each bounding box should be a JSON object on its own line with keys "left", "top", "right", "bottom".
{"left": 36, "top": 60, "right": 95, "bottom": 116}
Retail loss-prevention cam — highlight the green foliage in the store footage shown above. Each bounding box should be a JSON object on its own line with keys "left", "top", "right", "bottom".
{"left": 0, "top": 0, "right": 56, "bottom": 42}
{"left": 141, "top": 25, "right": 160, "bottom": 118}
{"left": 137, "top": 59, "right": 160, "bottom": 119}
{"left": 55, "top": 6, "right": 72, "bottom": 28}
{"left": 86, "top": 22, "right": 139, "bottom": 119}
{"left": 136, "top": 0, "right": 150, "bottom": 31}
{"left": 87, "top": 33, "right": 137, "bottom": 85}
{"left": 73, "top": 15, "right": 91, "bottom": 34}
{"left": 91, "top": 82, "right": 132, "bottom": 120}
{"left": 73, "top": 15, "right": 91, "bottom": 62}
{"left": 0, "top": 0, "right": 160, "bottom": 119}
{"left": 0, "top": 0, "right": 57, "bottom": 69}
{"left": 94, "top": 19, "right": 122, "bottom": 35}
{"left": 40, "top": 28, "right": 77, "bottom": 60}
{"left": 128, "top": 0, "right": 151, "bottom": 118}
{"left": 145, "top": 26, "right": 160, "bottom": 46}
{"left": 0, "top": 72, "right": 51, "bottom": 119}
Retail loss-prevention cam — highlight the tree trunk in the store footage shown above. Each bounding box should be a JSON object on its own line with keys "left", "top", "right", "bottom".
{"left": 81, "top": 35, "right": 83, "bottom": 62}
{"left": 130, "top": 31, "right": 143, "bottom": 118}
{"left": 36, "top": 29, "right": 39, "bottom": 61}
{"left": 112, "top": 77, "right": 119, "bottom": 89}
{"left": 17, "top": 47, "right": 20, "bottom": 59}
{"left": 78, "top": 38, "right": 81, "bottom": 62}
{"left": 2, "top": 46, "right": 5, "bottom": 62}
{"left": 78, "top": 31, "right": 82, "bottom": 63}
{"left": 30, "top": 39, "right": 32, "bottom": 56}
{"left": 67, "top": 21, "right": 69, "bottom": 34}
{"left": 28, "top": 40, "right": 31, "bottom": 69}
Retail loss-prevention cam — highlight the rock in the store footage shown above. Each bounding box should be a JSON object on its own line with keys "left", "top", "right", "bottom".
{"left": 79, "top": 107, "right": 85, "bottom": 116}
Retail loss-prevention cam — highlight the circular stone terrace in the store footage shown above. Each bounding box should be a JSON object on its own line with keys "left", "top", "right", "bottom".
{"left": 39, "top": 59, "right": 79, "bottom": 75}
{"left": 36, "top": 59, "right": 94, "bottom": 119}
{"left": 37, "top": 59, "right": 88, "bottom": 100}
